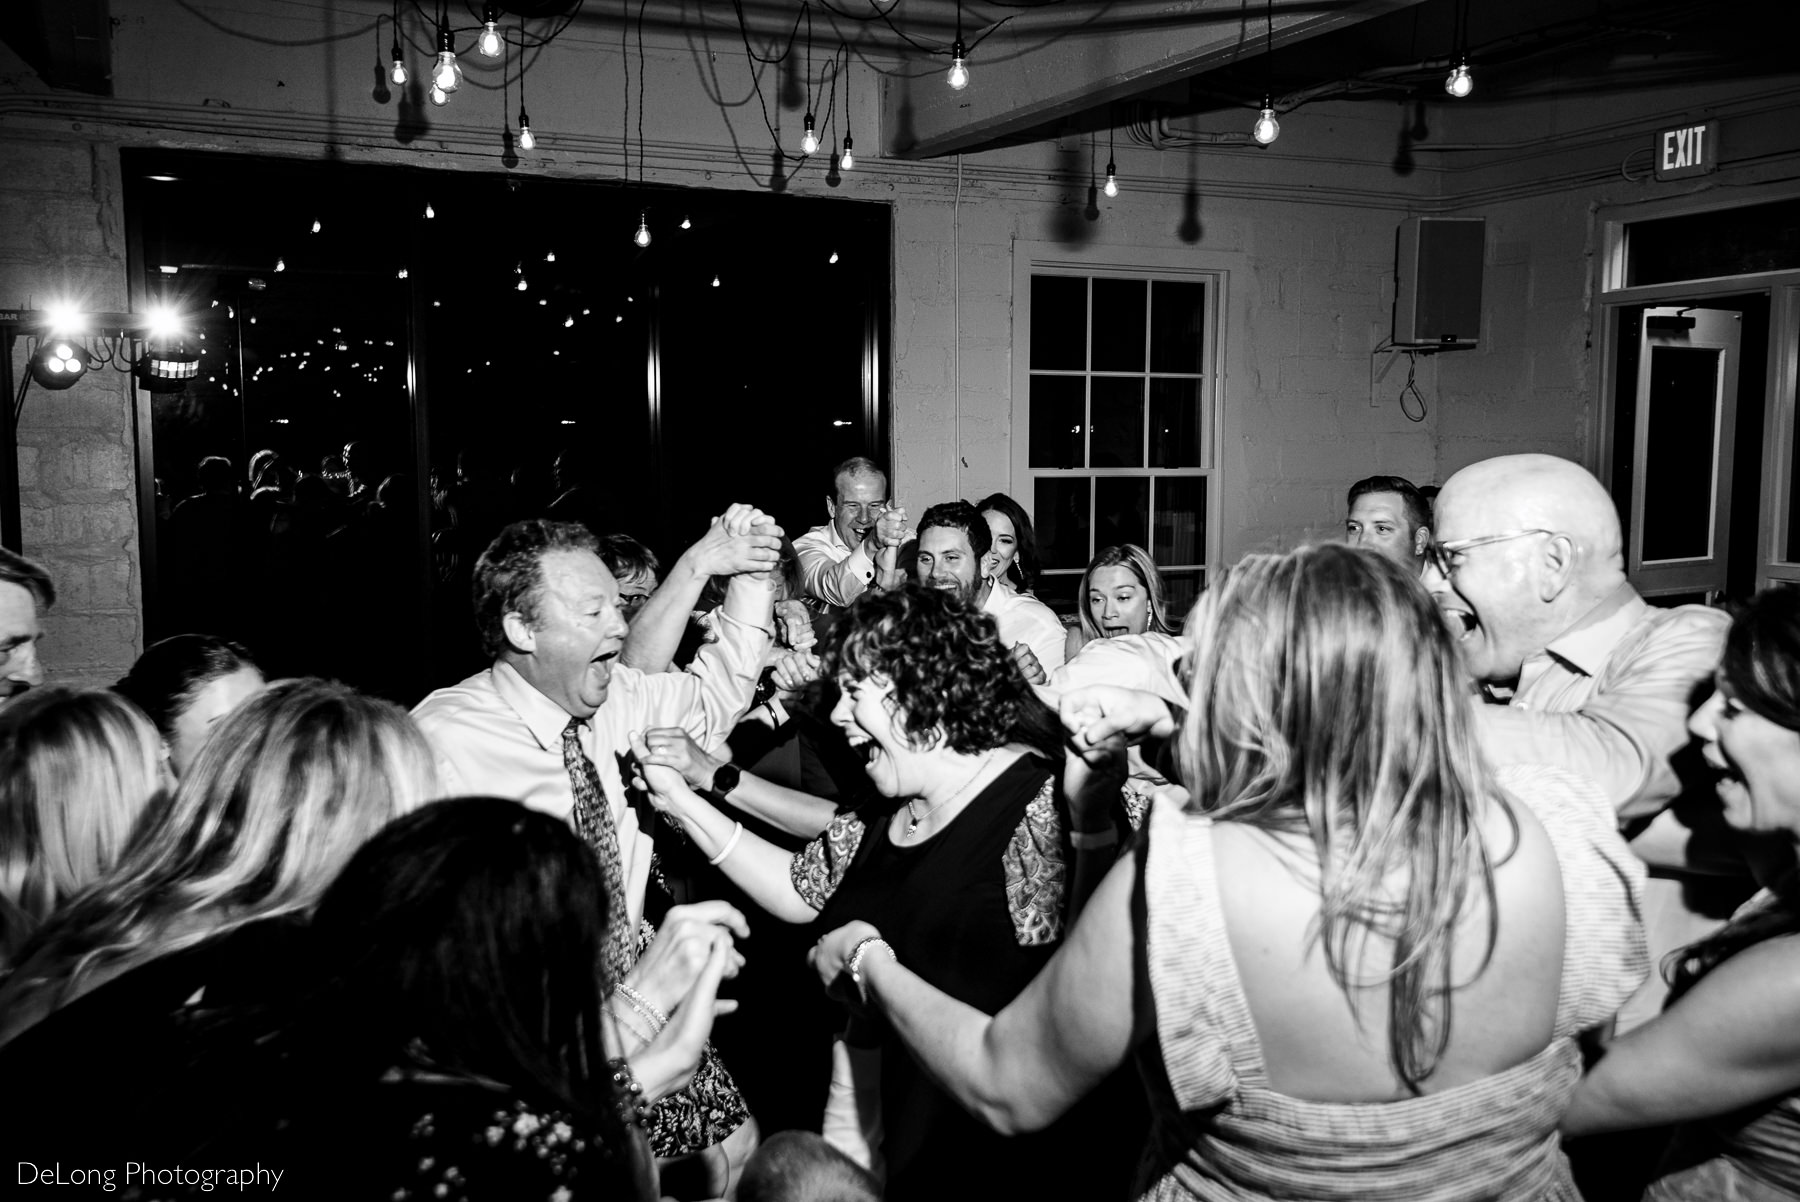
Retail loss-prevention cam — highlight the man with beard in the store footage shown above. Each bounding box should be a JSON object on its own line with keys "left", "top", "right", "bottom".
{"left": 794, "top": 458, "right": 909, "bottom": 616}
{"left": 914, "top": 500, "right": 1066, "bottom": 683}
{"left": 1426, "top": 453, "right": 1738, "bottom": 1028}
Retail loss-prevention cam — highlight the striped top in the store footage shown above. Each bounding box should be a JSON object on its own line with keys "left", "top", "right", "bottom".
{"left": 1137, "top": 763, "right": 1648, "bottom": 1201}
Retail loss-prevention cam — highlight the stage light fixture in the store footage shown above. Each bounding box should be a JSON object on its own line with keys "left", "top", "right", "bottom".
{"left": 28, "top": 341, "right": 95, "bottom": 390}
{"left": 134, "top": 351, "right": 200, "bottom": 393}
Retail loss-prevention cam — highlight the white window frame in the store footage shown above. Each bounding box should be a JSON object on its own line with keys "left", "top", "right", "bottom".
{"left": 1010, "top": 241, "right": 1227, "bottom": 607}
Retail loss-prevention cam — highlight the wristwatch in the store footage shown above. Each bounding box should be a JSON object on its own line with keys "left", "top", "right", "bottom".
{"left": 709, "top": 763, "right": 742, "bottom": 798}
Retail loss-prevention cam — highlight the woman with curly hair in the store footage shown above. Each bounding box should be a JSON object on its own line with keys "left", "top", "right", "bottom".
{"left": 631, "top": 583, "right": 1131, "bottom": 1201}
{"left": 1564, "top": 586, "right": 1800, "bottom": 1199}
{"left": 0, "top": 687, "right": 167, "bottom": 968}
{"left": 0, "top": 677, "right": 437, "bottom": 1045}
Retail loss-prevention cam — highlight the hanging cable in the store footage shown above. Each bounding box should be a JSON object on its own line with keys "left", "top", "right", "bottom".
{"left": 1399, "top": 353, "right": 1428, "bottom": 422}
{"left": 1104, "top": 114, "right": 1118, "bottom": 197}
{"left": 1253, "top": 0, "right": 1278, "bottom": 143}
{"left": 948, "top": 0, "right": 969, "bottom": 90}
{"left": 801, "top": 5, "right": 819, "bottom": 155}
{"left": 516, "top": 19, "right": 535, "bottom": 150}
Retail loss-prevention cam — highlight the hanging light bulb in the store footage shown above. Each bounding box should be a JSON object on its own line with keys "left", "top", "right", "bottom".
{"left": 274, "top": 257, "right": 286, "bottom": 272}
{"left": 477, "top": 7, "right": 503, "bottom": 58}
{"left": 680, "top": 215, "right": 692, "bottom": 230}
{"left": 1252, "top": 96, "right": 1280, "bottom": 145}
{"left": 516, "top": 277, "right": 528, "bottom": 292}
{"left": 1445, "top": 57, "right": 1473, "bottom": 98}
{"left": 424, "top": 203, "right": 435, "bottom": 218}
{"left": 841, "top": 132, "right": 855, "bottom": 171}
{"left": 800, "top": 113, "right": 820, "bottom": 156}
{"left": 390, "top": 39, "right": 408, "bottom": 85}
{"left": 428, "top": 82, "right": 448, "bottom": 106}
{"left": 1103, "top": 160, "right": 1119, "bottom": 198}
{"left": 634, "top": 214, "right": 652, "bottom": 248}
{"left": 545, "top": 250, "right": 556, "bottom": 262}
{"left": 712, "top": 275, "right": 721, "bottom": 287}
{"left": 829, "top": 250, "right": 840, "bottom": 264}
{"left": 518, "top": 107, "right": 536, "bottom": 151}
{"left": 431, "top": 27, "right": 462, "bottom": 94}
{"left": 947, "top": 41, "right": 970, "bottom": 90}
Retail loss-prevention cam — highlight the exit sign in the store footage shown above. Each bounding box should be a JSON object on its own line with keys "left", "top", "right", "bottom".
{"left": 1655, "top": 120, "right": 1718, "bottom": 181}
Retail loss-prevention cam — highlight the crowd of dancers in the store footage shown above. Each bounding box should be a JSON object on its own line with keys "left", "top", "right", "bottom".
{"left": 2, "top": 449, "right": 1799, "bottom": 1201}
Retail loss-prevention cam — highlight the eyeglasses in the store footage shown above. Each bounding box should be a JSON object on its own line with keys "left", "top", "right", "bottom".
{"left": 834, "top": 501, "right": 890, "bottom": 519}
{"left": 1424, "top": 528, "right": 1556, "bottom": 578}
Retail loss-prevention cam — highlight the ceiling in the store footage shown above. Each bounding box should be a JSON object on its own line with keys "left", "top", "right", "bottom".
{"left": 6, "top": 0, "right": 1795, "bottom": 158}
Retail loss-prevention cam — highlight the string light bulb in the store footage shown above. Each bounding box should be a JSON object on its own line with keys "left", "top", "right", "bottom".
{"left": 431, "top": 26, "right": 461, "bottom": 94}
{"left": 1445, "top": 57, "right": 1473, "bottom": 98}
{"left": 518, "top": 107, "right": 536, "bottom": 151}
{"left": 681, "top": 215, "right": 692, "bottom": 230}
{"left": 634, "top": 214, "right": 652, "bottom": 248}
{"left": 390, "top": 39, "right": 408, "bottom": 85}
{"left": 477, "top": 7, "right": 503, "bottom": 58}
{"left": 424, "top": 203, "right": 435, "bottom": 218}
{"left": 947, "top": 40, "right": 970, "bottom": 90}
{"left": 428, "top": 83, "right": 448, "bottom": 106}
{"left": 800, "top": 113, "right": 820, "bottom": 156}
{"left": 1103, "top": 160, "right": 1118, "bottom": 197}
{"left": 1252, "top": 97, "right": 1280, "bottom": 145}
{"left": 841, "top": 132, "right": 855, "bottom": 171}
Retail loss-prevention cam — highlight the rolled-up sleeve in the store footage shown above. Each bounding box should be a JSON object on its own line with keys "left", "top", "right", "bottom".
{"left": 795, "top": 528, "right": 877, "bottom": 609}
{"left": 1475, "top": 607, "right": 1728, "bottom": 820}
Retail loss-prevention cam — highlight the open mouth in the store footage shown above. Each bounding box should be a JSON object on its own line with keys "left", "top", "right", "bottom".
{"left": 1102, "top": 624, "right": 1132, "bottom": 637}
{"left": 1440, "top": 607, "right": 1478, "bottom": 639}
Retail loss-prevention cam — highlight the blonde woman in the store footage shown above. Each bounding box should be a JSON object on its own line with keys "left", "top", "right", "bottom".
{"left": 1064, "top": 544, "right": 1178, "bottom": 662}
{"left": 812, "top": 544, "right": 1648, "bottom": 1200}
{"left": 0, "top": 678, "right": 437, "bottom": 1045}
{"left": 0, "top": 687, "right": 167, "bottom": 969}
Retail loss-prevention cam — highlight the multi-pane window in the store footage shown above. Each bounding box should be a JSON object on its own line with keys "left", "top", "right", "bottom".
{"left": 1018, "top": 269, "right": 1219, "bottom": 619}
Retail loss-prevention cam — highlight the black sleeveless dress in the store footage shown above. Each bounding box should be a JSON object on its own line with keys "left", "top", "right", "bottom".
{"left": 807, "top": 754, "right": 1137, "bottom": 1201}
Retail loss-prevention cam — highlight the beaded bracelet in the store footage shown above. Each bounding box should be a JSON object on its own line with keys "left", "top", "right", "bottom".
{"left": 614, "top": 983, "right": 669, "bottom": 1034}
{"left": 607, "top": 1057, "right": 650, "bottom": 1127}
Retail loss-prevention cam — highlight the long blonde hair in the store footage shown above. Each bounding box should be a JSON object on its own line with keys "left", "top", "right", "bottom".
{"left": 1179, "top": 543, "right": 1508, "bottom": 1091}
{"left": 0, "top": 688, "right": 164, "bottom": 962}
{"left": 1, "top": 678, "right": 437, "bottom": 1014}
{"left": 1077, "top": 544, "right": 1176, "bottom": 644}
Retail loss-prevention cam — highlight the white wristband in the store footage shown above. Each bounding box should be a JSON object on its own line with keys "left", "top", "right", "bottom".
{"left": 709, "top": 821, "right": 745, "bottom": 867}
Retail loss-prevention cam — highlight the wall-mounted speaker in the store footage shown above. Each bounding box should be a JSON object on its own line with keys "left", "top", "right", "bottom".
{"left": 1394, "top": 216, "right": 1485, "bottom": 348}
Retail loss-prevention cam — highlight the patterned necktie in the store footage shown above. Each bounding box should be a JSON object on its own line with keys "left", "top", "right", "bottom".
{"left": 562, "top": 717, "right": 636, "bottom": 982}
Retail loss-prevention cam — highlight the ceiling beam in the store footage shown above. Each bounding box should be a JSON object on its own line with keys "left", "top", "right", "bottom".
{"left": 882, "top": 0, "right": 1430, "bottom": 159}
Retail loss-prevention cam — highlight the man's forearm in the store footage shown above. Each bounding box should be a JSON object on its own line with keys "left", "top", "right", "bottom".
{"left": 621, "top": 553, "right": 709, "bottom": 672}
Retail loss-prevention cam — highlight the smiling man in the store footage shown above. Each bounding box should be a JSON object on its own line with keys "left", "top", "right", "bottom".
{"left": 1428, "top": 453, "right": 1734, "bottom": 1028}
{"left": 1344, "top": 475, "right": 1431, "bottom": 570}
{"left": 794, "top": 457, "right": 911, "bottom": 615}
{"left": 914, "top": 500, "right": 1066, "bottom": 683}
{"left": 411, "top": 515, "right": 779, "bottom": 1178}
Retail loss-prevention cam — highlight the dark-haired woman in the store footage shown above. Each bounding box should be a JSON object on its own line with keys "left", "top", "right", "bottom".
{"left": 976, "top": 492, "right": 1041, "bottom": 596}
{"left": 1565, "top": 587, "right": 1800, "bottom": 1199}
{"left": 632, "top": 584, "right": 1131, "bottom": 1201}
{"left": 114, "top": 633, "right": 264, "bottom": 778}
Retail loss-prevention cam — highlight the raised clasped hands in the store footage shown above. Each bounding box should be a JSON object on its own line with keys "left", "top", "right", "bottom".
{"left": 691, "top": 502, "right": 785, "bottom": 580}
{"left": 874, "top": 505, "right": 909, "bottom": 550}
{"left": 1010, "top": 642, "right": 1048, "bottom": 685}
{"left": 774, "top": 599, "right": 816, "bottom": 652}
{"left": 769, "top": 649, "right": 823, "bottom": 695}
{"left": 1059, "top": 684, "right": 1176, "bottom": 825}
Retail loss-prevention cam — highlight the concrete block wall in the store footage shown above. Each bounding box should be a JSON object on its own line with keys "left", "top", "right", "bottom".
{"left": 1, "top": 128, "right": 141, "bottom": 688}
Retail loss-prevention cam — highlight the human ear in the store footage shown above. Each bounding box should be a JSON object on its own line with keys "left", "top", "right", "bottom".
{"left": 1536, "top": 533, "right": 1577, "bottom": 601}
{"left": 502, "top": 611, "right": 537, "bottom": 654}
{"left": 1414, "top": 525, "right": 1431, "bottom": 558}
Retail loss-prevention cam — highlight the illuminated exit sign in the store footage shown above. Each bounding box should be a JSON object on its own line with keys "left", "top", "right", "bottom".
{"left": 1655, "top": 120, "right": 1718, "bottom": 181}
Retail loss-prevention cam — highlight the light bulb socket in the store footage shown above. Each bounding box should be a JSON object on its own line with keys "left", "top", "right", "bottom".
{"left": 437, "top": 26, "right": 455, "bottom": 54}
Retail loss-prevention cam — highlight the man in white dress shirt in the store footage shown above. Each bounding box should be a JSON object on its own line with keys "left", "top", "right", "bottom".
{"left": 792, "top": 457, "right": 910, "bottom": 614}
{"left": 913, "top": 500, "right": 1066, "bottom": 683}
{"left": 411, "top": 514, "right": 779, "bottom": 1189}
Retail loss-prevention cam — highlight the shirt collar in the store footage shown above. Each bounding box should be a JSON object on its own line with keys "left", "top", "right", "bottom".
{"left": 1540, "top": 581, "right": 1647, "bottom": 678}
{"left": 492, "top": 659, "right": 583, "bottom": 751}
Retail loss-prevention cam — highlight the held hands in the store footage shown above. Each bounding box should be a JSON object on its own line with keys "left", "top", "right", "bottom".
{"left": 626, "top": 730, "right": 700, "bottom": 814}
{"left": 626, "top": 933, "right": 741, "bottom": 1104}
{"left": 808, "top": 920, "right": 883, "bottom": 1006}
{"left": 769, "top": 649, "right": 823, "bottom": 695}
{"left": 1059, "top": 684, "right": 1178, "bottom": 752}
{"left": 688, "top": 503, "right": 785, "bottom": 580}
{"left": 874, "top": 506, "right": 909, "bottom": 550}
{"left": 637, "top": 725, "right": 723, "bottom": 792}
{"left": 1010, "top": 642, "right": 1048, "bottom": 685}
{"left": 774, "top": 599, "right": 817, "bottom": 651}
{"left": 622, "top": 900, "right": 750, "bottom": 1018}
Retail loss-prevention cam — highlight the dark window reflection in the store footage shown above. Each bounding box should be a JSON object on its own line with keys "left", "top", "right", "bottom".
{"left": 1029, "top": 375, "right": 1086, "bottom": 468}
{"left": 1033, "top": 477, "right": 1091, "bottom": 570}
{"left": 1092, "top": 278, "right": 1146, "bottom": 372}
{"left": 128, "top": 152, "right": 888, "bottom": 703}
{"left": 1030, "top": 275, "right": 1087, "bottom": 370}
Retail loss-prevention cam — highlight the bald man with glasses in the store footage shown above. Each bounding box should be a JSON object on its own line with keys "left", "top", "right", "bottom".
{"left": 1426, "top": 452, "right": 1739, "bottom": 1030}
